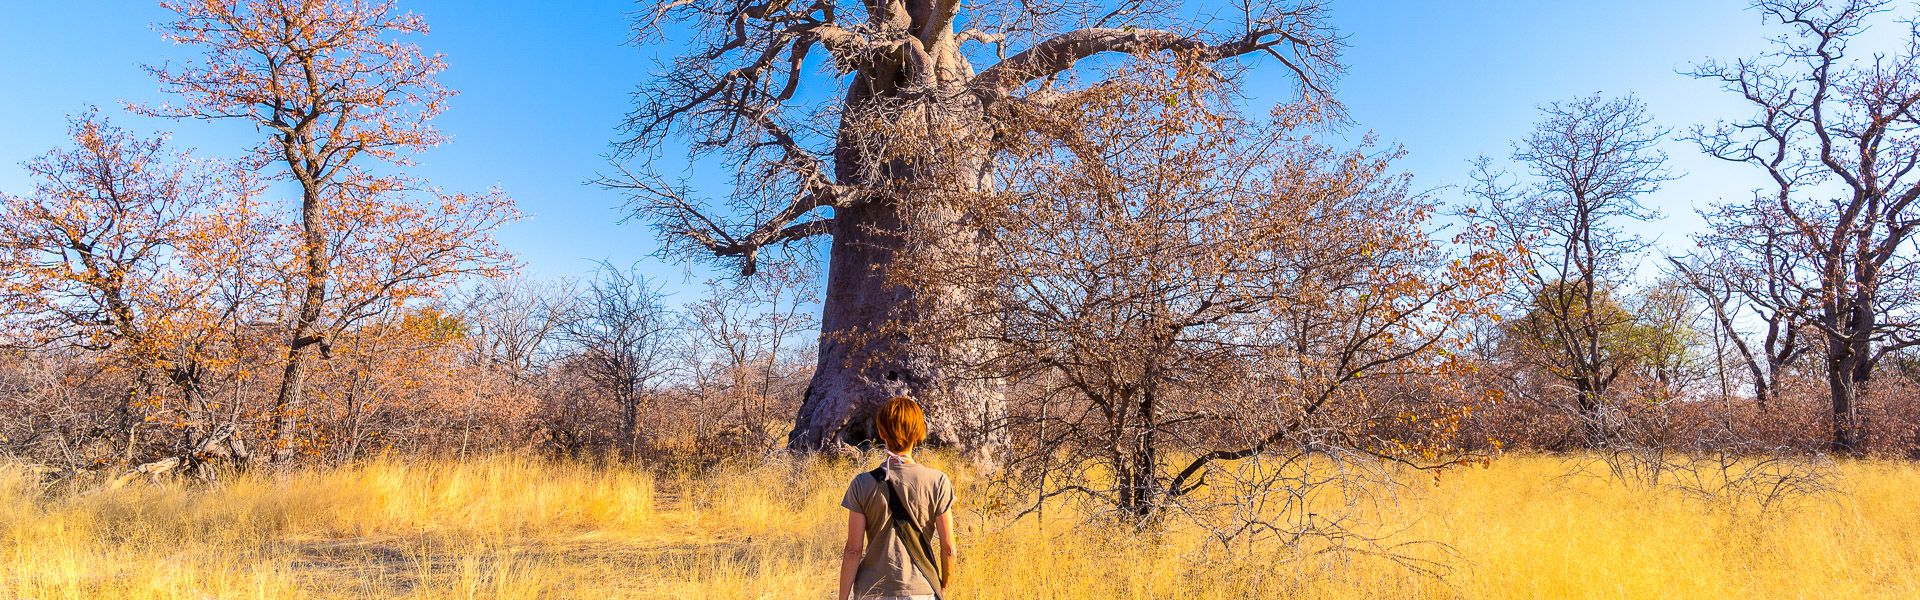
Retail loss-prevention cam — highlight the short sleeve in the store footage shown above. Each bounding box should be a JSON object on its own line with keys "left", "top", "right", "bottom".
{"left": 841, "top": 474, "right": 865, "bottom": 513}
{"left": 934, "top": 473, "right": 954, "bottom": 517}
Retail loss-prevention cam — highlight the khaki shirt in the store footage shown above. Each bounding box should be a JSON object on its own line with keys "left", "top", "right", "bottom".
{"left": 841, "top": 459, "right": 953, "bottom": 598}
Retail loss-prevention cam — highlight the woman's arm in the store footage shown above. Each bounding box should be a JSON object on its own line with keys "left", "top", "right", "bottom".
{"left": 935, "top": 511, "right": 955, "bottom": 591}
{"left": 838, "top": 510, "right": 865, "bottom": 600}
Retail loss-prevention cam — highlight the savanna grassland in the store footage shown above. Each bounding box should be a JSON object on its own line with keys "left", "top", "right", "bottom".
{"left": 3, "top": 454, "right": 1917, "bottom": 600}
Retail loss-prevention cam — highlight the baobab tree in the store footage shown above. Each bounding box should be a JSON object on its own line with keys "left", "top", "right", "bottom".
{"left": 612, "top": 0, "right": 1344, "bottom": 454}
{"left": 1690, "top": 0, "right": 1920, "bottom": 453}
{"left": 142, "top": 0, "right": 517, "bottom": 462}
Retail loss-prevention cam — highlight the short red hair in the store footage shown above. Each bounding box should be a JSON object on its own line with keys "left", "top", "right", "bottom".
{"left": 874, "top": 396, "right": 927, "bottom": 453}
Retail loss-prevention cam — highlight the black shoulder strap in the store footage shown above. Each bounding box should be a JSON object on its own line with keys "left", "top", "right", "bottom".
{"left": 867, "top": 465, "right": 944, "bottom": 599}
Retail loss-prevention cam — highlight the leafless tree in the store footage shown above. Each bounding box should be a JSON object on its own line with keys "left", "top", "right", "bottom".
{"left": 560, "top": 263, "right": 678, "bottom": 458}
{"left": 456, "top": 275, "right": 580, "bottom": 381}
{"left": 682, "top": 264, "right": 818, "bottom": 447}
{"left": 608, "top": 0, "right": 1347, "bottom": 455}
{"left": 1669, "top": 249, "right": 1809, "bottom": 408}
{"left": 1462, "top": 93, "right": 1674, "bottom": 446}
{"left": 1688, "top": 0, "right": 1920, "bottom": 453}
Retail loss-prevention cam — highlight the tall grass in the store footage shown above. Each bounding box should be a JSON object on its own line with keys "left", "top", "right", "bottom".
{"left": 1, "top": 454, "right": 1916, "bottom": 598}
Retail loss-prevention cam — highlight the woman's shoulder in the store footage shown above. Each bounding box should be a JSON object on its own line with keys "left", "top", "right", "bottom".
{"left": 900, "top": 462, "right": 950, "bottom": 484}
{"left": 843, "top": 468, "right": 880, "bottom": 504}
{"left": 914, "top": 462, "right": 950, "bottom": 478}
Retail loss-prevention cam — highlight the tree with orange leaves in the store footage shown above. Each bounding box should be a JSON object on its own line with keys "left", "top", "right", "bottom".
{"left": 140, "top": 0, "right": 518, "bottom": 462}
{"left": 0, "top": 111, "right": 266, "bottom": 468}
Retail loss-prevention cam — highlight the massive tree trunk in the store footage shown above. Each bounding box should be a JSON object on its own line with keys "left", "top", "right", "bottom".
{"left": 788, "top": 196, "right": 988, "bottom": 451}
{"left": 788, "top": 85, "right": 1005, "bottom": 457}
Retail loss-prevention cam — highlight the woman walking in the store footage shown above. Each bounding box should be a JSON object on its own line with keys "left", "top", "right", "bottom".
{"left": 838, "top": 397, "right": 956, "bottom": 600}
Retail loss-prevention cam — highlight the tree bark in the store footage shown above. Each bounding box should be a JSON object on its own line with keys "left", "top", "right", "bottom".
{"left": 1826, "top": 356, "right": 1860, "bottom": 454}
{"left": 786, "top": 86, "right": 1005, "bottom": 458}
{"left": 1826, "top": 296, "right": 1875, "bottom": 454}
{"left": 271, "top": 185, "right": 328, "bottom": 464}
{"left": 271, "top": 345, "right": 313, "bottom": 462}
{"left": 786, "top": 180, "right": 1005, "bottom": 456}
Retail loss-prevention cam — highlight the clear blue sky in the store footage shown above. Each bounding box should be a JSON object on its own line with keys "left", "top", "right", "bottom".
{"left": 0, "top": 0, "right": 1821, "bottom": 292}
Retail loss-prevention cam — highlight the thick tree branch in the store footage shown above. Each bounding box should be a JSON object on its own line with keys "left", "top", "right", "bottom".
{"left": 716, "top": 217, "right": 835, "bottom": 276}
{"left": 970, "top": 20, "right": 1338, "bottom": 100}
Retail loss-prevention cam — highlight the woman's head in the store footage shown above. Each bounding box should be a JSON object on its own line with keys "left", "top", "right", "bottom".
{"left": 874, "top": 396, "right": 927, "bottom": 453}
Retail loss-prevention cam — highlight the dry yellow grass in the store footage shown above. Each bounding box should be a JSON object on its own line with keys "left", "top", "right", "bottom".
{"left": 1, "top": 453, "right": 1916, "bottom": 599}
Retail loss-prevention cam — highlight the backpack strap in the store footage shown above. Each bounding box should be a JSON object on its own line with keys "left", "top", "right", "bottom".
{"left": 869, "top": 466, "right": 944, "bottom": 600}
